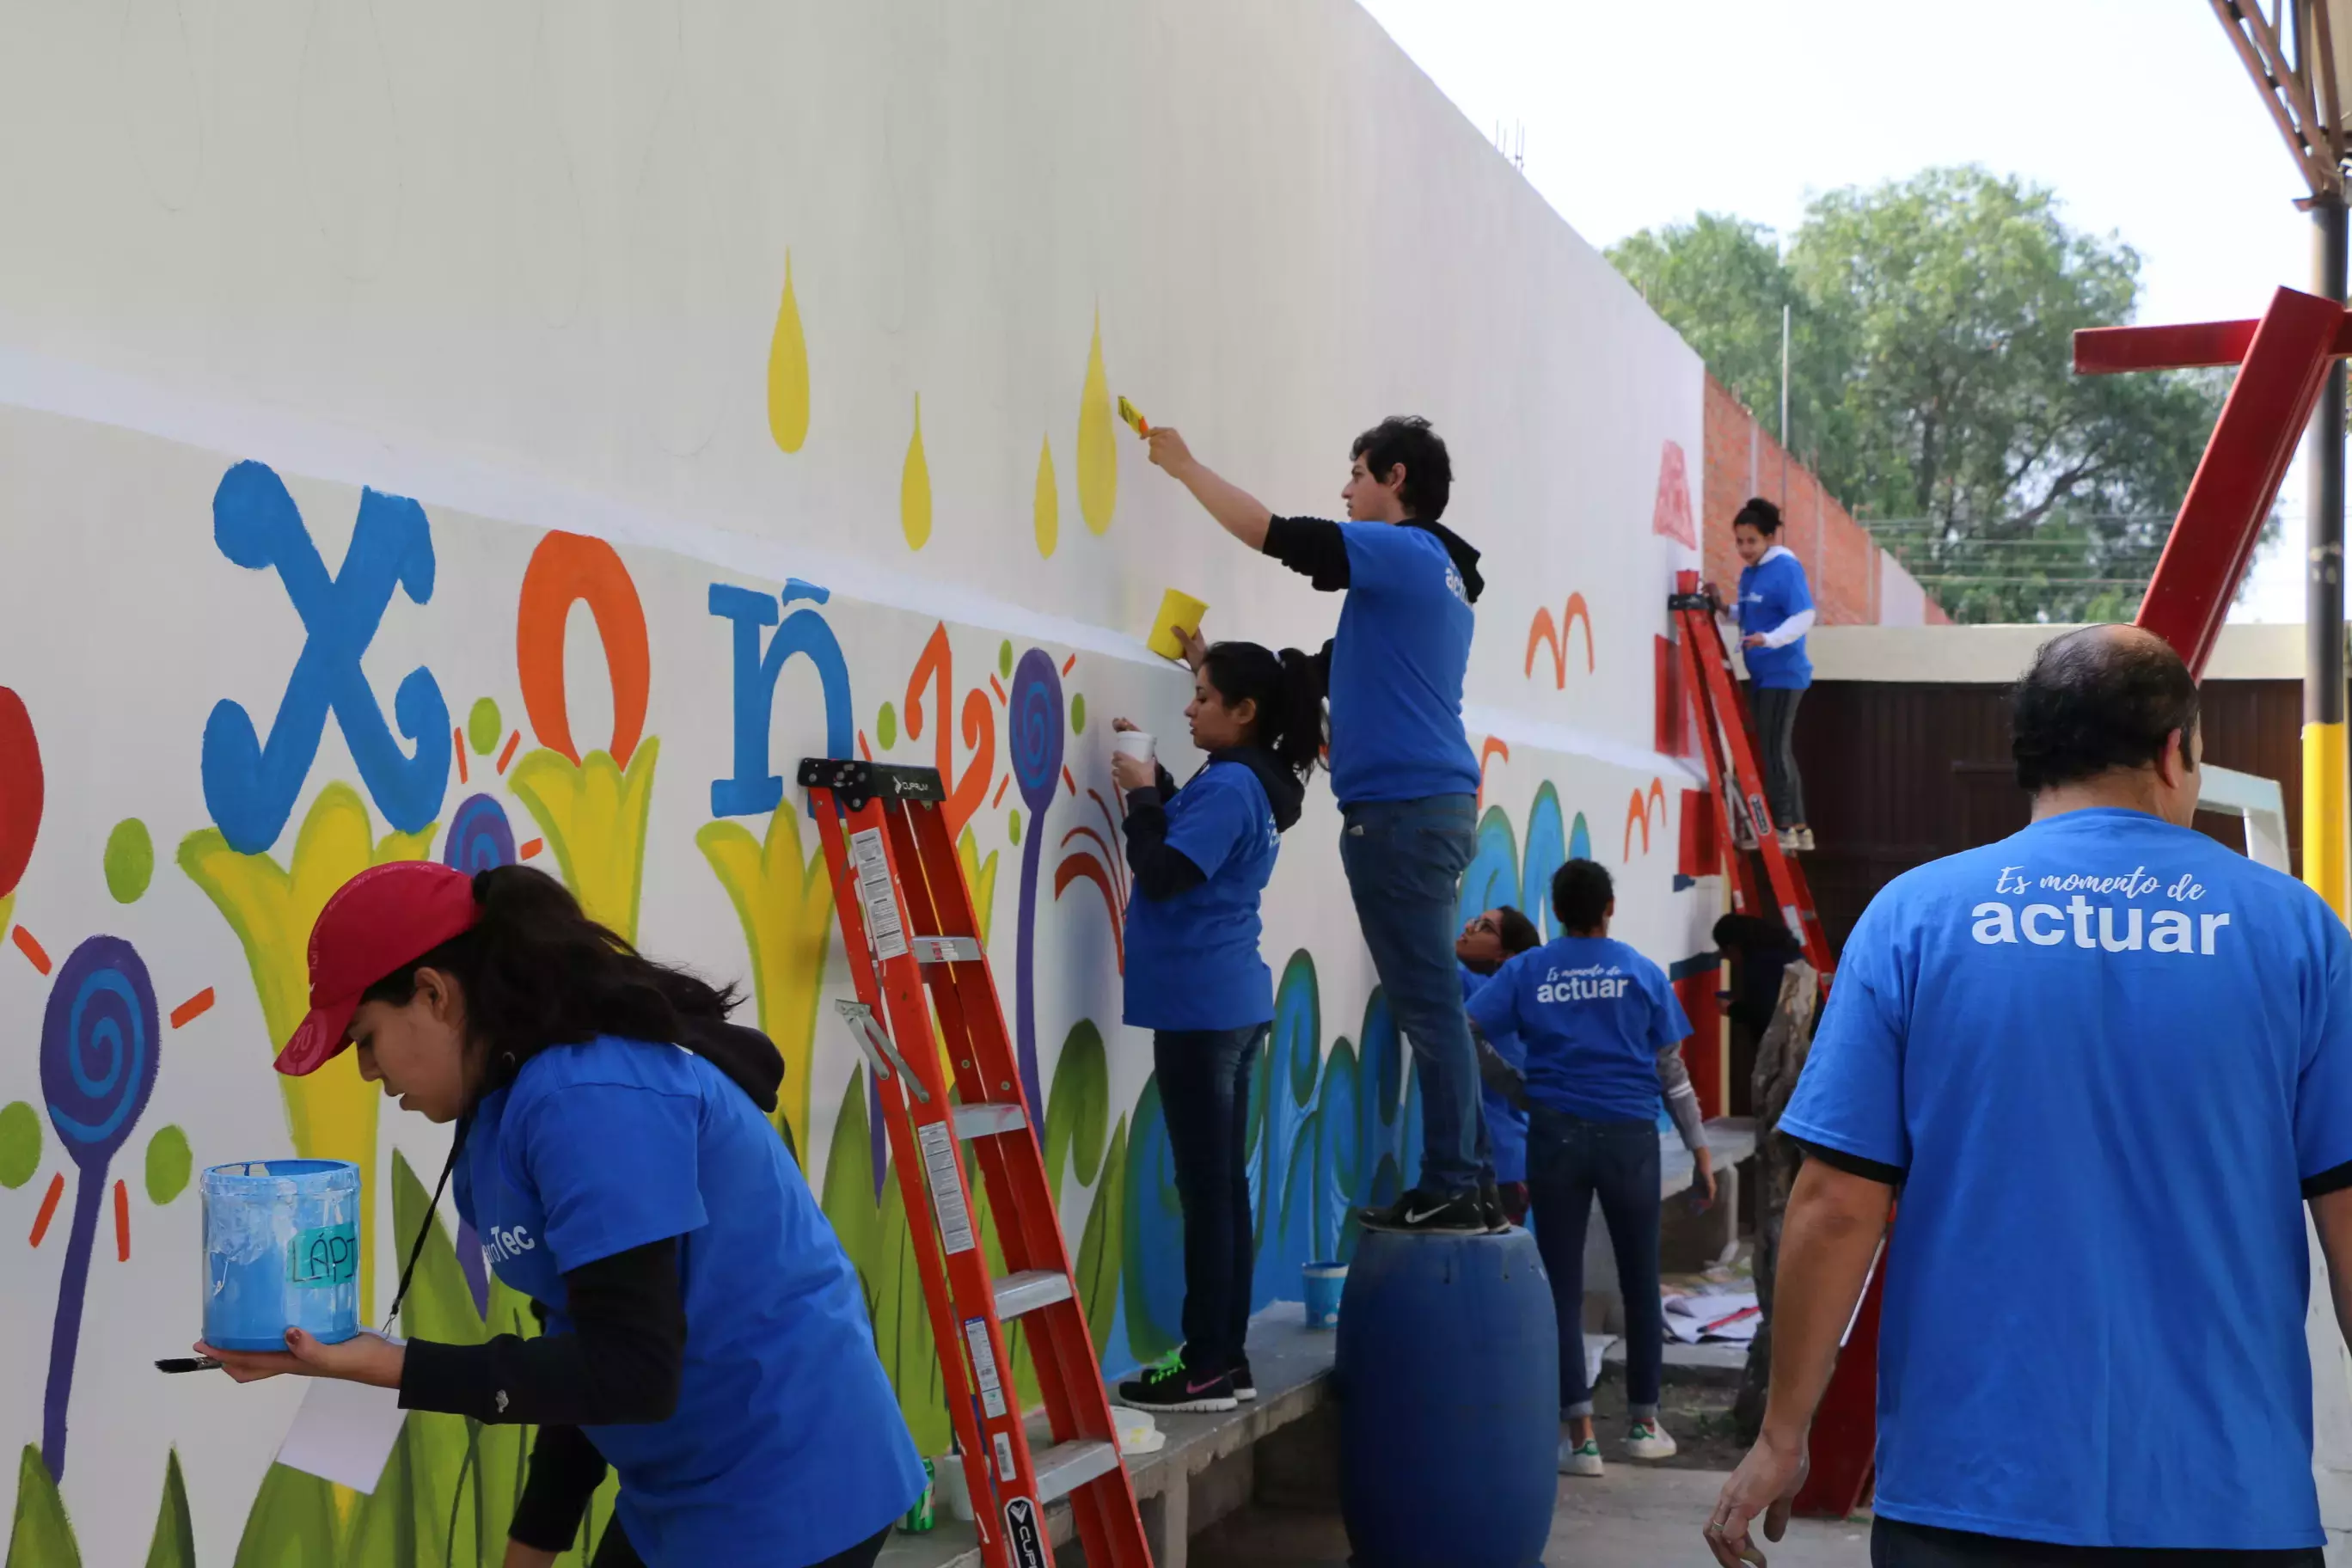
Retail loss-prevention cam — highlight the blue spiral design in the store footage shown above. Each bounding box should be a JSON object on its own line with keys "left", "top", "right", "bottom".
{"left": 443, "top": 793, "right": 518, "bottom": 875}
{"left": 1008, "top": 648, "right": 1063, "bottom": 807}
{"left": 40, "top": 936, "right": 158, "bottom": 1163}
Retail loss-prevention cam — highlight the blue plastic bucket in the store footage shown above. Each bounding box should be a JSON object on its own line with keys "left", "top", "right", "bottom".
{"left": 1302, "top": 1260, "right": 1346, "bottom": 1328}
{"left": 201, "top": 1160, "right": 361, "bottom": 1351}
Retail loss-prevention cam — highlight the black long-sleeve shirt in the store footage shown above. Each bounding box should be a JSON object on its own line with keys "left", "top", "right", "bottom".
{"left": 1121, "top": 763, "right": 1209, "bottom": 898}
{"left": 398, "top": 1236, "right": 687, "bottom": 1552}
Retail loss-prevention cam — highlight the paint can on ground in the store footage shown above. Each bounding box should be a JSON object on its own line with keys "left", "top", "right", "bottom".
{"left": 201, "top": 1160, "right": 360, "bottom": 1352}
{"left": 1336, "top": 1228, "right": 1556, "bottom": 1567}
{"left": 1302, "top": 1260, "right": 1346, "bottom": 1328}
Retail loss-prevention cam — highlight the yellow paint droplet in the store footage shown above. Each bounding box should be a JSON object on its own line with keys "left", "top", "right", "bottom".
{"left": 1033, "top": 436, "right": 1058, "bottom": 559}
{"left": 902, "top": 395, "right": 932, "bottom": 550}
{"left": 766, "top": 250, "right": 810, "bottom": 453}
{"left": 1076, "top": 310, "right": 1118, "bottom": 536}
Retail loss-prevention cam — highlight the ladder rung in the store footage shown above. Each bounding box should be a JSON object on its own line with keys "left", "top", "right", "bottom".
{"left": 1030, "top": 1438, "right": 1121, "bottom": 1504}
{"left": 992, "top": 1269, "right": 1074, "bottom": 1320}
{"left": 952, "top": 1100, "right": 1029, "bottom": 1138}
{"left": 910, "top": 934, "right": 984, "bottom": 963}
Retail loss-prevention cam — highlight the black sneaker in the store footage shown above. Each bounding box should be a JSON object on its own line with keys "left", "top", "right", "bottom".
{"left": 1118, "top": 1351, "right": 1237, "bottom": 1413}
{"left": 1230, "top": 1357, "right": 1257, "bottom": 1402}
{"left": 1357, "top": 1186, "right": 1486, "bottom": 1233}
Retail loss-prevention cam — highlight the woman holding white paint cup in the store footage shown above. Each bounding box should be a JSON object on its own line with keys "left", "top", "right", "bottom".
{"left": 197, "top": 861, "right": 922, "bottom": 1568}
{"left": 1110, "top": 640, "right": 1321, "bottom": 1413}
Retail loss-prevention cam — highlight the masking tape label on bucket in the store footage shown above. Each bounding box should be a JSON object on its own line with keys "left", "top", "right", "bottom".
{"left": 918, "top": 1123, "right": 976, "bottom": 1254}
{"left": 963, "top": 1317, "right": 1008, "bottom": 1419}
{"left": 286, "top": 1223, "right": 358, "bottom": 1288}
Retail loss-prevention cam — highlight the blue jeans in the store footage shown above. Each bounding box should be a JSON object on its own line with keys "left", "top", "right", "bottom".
{"left": 1154, "top": 1026, "right": 1266, "bottom": 1371}
{"left": 1528, "top": 1106, "right": 1662, "bottom": 1418}
{"left": 1338, "top": 793, "right": 1489, "bottom": 1198}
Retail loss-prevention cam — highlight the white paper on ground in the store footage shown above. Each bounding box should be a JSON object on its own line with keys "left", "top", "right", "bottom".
{"left": 1663, "top": 1291, "right": 1761, "bottom": 1343}
{"left": 276, "top": 1375, "right": 407, "bottom": 1493}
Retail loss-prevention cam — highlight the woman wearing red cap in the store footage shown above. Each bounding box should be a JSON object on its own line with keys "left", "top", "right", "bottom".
{"left": 199, "top": 861, "right": 925, "bottom": 1568}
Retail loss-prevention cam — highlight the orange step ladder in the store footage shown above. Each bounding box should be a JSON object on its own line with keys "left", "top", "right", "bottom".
{"left": 800, "top": 756, "right": 1153, "bottom": 1568}
{"left": 1669, "top": 571, "right": 1883, "bottom": 1516}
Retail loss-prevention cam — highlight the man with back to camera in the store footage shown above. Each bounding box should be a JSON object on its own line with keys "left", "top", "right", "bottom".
{"left": 1143, "top": 415, "right": 1496, "bottom": 1232}
{"left": 1706, "top": 625, "right": 2352, "bottom": 1568}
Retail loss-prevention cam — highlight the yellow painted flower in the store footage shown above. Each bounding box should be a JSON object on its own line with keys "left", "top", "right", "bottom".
{"left": 507, "top": 741, "right": 660, "bottom": 945}
{"left": 696, "top": 805, "right": 836, "bottom": 1155}
{"left": 177, "top": 781, "right": 435, "bottom": 1316}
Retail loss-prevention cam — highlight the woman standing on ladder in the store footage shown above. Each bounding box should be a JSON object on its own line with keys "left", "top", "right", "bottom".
{"left": 1730, "top": 497, "right": 1815, "bottom": 854}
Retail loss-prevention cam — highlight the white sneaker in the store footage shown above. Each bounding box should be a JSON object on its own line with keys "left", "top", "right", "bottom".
{"left": 1797, "top": 826, "right": 1816, "bottom": 853}
{"left": 1625, "top": 1418, "right": 1677, "bottom": 1461}
{"left": 1559, "top": 1436, "right": 1604, "bottom": 1477}
{"left": 1775, "top": 827, "right": 1803, "bottom": 854}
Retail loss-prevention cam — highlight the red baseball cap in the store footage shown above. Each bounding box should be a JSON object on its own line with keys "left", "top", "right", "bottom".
{"left": 273, "top": 861, "right": 481, "bottom": 1076}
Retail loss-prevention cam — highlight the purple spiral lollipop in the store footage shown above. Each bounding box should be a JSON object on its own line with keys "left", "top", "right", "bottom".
{"left": 1008, "top": 650, "right": 1064, "bottom": 1131}
{"left": 39, "top": 935, "right": 159, "bottom": 1479}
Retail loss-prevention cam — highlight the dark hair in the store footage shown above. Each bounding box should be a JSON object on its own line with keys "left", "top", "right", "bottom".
{"left": 1713, "top": 912, "right": 1796, "bottom": 953}
{"left": 1493, "top": 905, "right": 1542, "bottom": 956}
{"left": 1200, "top": 640, "right": 1326, "bottom": 780}
{"left": 1351, "top": 416, "right": 1453, "bottom": 520}
{"left": 2010, "top": 627, "right": 2200, "bottom": 793}
{"left": 360, "top": 865, "right": 739, "bottom": 1093}
{"left": 1551, "top": 859, "right": 1615, "bottom": 933}
{"left": 1732, "top": 497, "right": 1783, "bottom": 536}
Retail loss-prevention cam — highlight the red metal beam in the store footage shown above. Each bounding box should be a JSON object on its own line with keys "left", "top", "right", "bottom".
{"left": 2133, "top": 286, "right": 2343, "bottom": 677}
{"left": 2075, "top": 312, "right": 2352, "bottom": 373}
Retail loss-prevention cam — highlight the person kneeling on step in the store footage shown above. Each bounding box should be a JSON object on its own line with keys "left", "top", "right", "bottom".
{"left": 1465, "top": 859, "right": 1713, "bottom": 1479}
{"left": 1109, "top": 641, "right": 1317, "bottom": 1414}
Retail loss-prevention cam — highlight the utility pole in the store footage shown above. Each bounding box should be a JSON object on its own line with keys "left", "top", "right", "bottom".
{"left": 2308, "top": 191, "right": 2347, "bottom": 917}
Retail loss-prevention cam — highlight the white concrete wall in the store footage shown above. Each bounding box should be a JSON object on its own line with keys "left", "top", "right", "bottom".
{"left": 0, "top": 2, "right": 1712, "bottom": 1559}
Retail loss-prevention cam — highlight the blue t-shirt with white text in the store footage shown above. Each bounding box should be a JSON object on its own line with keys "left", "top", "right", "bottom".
{"left": 1782, "top": 808, "right": 2352, "bottom": 1549}
{"left": 1327, "top": 523, "right": 1479, "bottom": 804}
{"left": 1737, "top": 548, "right": 1813, "bottom": 689}
{"left": 454, "top": 1036, "right": 925, "bottom": 1565}
{"left": 1124, "top": 760, "right": 1282, "bottom": 1031}
{"left": 1466, "top": 936, "right": 1692, "bottom": 1124}
{"left": 1461, "top": 965, "right": 1528, "bottom": 1184}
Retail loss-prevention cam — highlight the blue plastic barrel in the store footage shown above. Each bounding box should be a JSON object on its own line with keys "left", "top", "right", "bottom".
{"left": 201, "top": 1160, "right": 361, "bottom": 1351}
{"left": 1337, "top": 1227, "right": 1558, "bottom": 1566}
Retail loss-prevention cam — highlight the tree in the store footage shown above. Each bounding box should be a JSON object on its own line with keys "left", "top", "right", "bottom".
{"left": 1610, "top": 168, "right": 2230, "bottom": 622}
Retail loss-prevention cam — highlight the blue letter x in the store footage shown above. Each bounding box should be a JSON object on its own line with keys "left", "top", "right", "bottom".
{"left": 200, "top": 461, "right": 451, "bottom": 854}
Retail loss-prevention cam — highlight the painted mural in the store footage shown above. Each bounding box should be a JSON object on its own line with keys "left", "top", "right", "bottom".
{"left": 0, "top": 1, "right": 1712, "bottom": 1560}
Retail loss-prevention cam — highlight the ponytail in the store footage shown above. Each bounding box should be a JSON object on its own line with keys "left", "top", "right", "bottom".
{"left": 1199, "top": 640, "right": 1325, "bottom": 781}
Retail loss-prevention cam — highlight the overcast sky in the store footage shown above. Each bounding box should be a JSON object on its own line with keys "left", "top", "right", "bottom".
{"left": 1357, "top": 0, "right": 2318, "bottom": 621}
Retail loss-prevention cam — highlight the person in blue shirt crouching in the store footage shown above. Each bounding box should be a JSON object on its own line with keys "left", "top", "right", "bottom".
{"left": 1456, "top": 904, "right": 1543, "bottom": 1223}
{"left": 1467, "top": 860, "right": 1714, "bottom": 1479}
{"left": 1110, "top": 640, "right": 1318, "bottom": 1413}
{"left": 200, "top": 861, "right": 924, "bottom": 1568}
{"left": 1146, "top": 415, "right": 1498, "bottom": 1233}
{"left": 1730, "top": 498, "right": 1816, "bottom": 854}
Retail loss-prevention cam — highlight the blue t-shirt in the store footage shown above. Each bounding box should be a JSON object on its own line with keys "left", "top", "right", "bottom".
{"left": 1328, "top": 523, "right": 1479, "bottom": 805}
{"left": 1124, "top": 760, "right": 1282, "bottom": 1031}
{"left": 1736, "top": 548, "right": 1813, "bottom": 689}
{"left": 1782, "top": 808, "right": 2352, "bottom": 1549}
{"left": 454, "top": 1036, "right": 925, "bottom": 1565}
{"left": 1466, "top": 936, "right": 1692, "bottom": 1124}
{"left": 1462, "top": 965, "right": 1528, "bottom": 1185}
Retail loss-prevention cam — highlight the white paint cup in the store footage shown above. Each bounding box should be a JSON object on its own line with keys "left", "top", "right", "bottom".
{"left": 1112, "top": 730, "right": 1155, "bottom": 768}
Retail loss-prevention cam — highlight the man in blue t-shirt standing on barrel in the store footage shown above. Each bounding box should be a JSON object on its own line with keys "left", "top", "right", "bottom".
{"left": 1146, "top": 415, "right": 1496, "bottom": 1232}
{"left": 1707, "top": 626, "right": 2352, "bottom": 1566}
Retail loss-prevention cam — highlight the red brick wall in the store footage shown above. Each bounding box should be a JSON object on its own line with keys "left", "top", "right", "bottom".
{"left": 1701, "top": 376, "right": 1949, "bottom": 625}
